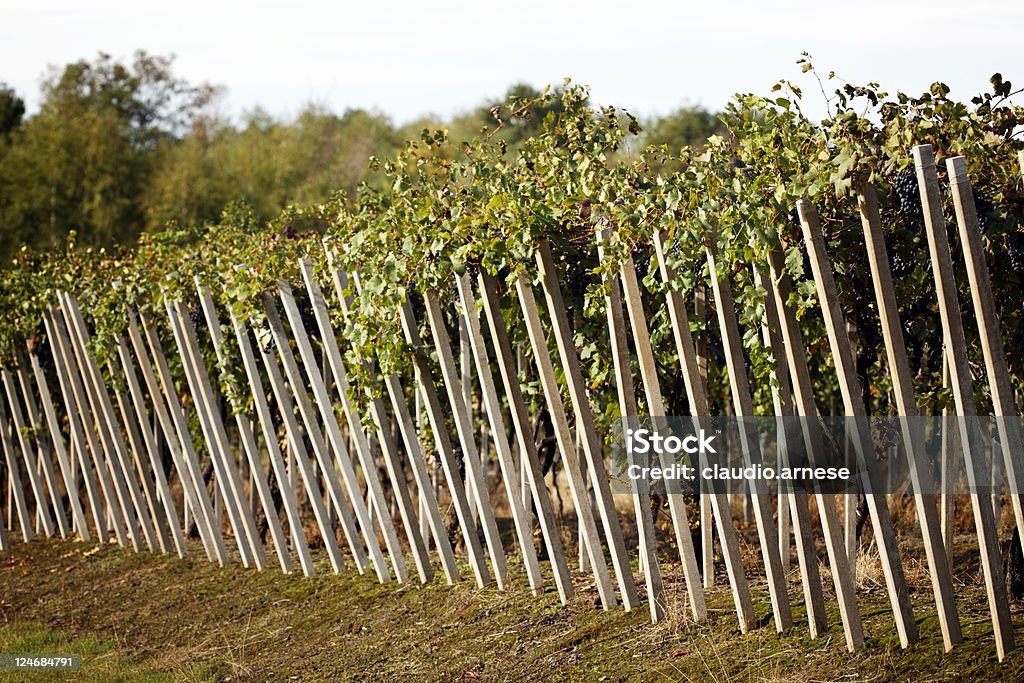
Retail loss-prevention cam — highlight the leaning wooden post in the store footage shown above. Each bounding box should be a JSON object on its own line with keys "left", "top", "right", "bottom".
{"left": 129, "top": 308, "right": 226, "bottom": 564}
{"left": 324, "top": 258, "right": 460, "bottom": 585}
{"left": 914, "top": 143, "right": 1013, "bottom": 660}
{"left": 513, "top": 269, "right": 617, "bottom": 609}
{"left": 456, "top": 271, "right": 545, "bottom": 594}
{"left": 0, "top": 390, "right": 32, "bottom": 542}
{"left": 297, "top": 262, "right": 428, "bottom": 583}
{"left": 798, "top": 198, "right": 919, "bottom": 648}
{"left": 477, "top": 271, "right": 573, "bottom": 603}
{"left": 112, "top": 336, "right": 187, "bottom": 558}
{"left": 262, "top": 292, "right": 378, "bottom": 577}
{"left": 595, "top": 232, "right": 665, "bottom": 623}
{"left": 2, "top": 369, "right": 61, "bottom": 538}
{"left": 703, "top": 233, "right": 793, "bottom": 632}
{"left": 166, "top": 296, "right": 266, "bottom": 568}
{"left": 652, "top": 230, "right": 758, "bottom": 630}
{"left": 396, "top": 296, "right": 492, "bottom": 587}
{"left": 12, "top": 356, "right": 74, "bottom": 540}
{"left": 422, "top": 288, "right": 510, "bottom": 588}
{"left": 276, "top": 281, "right": 401, "bottom": 582}
{"left": 616, "top": 247, "right": 709, "bottom": 620}
{"left": 24, "top": 345, "right": 91, "bottom": 540}
{"left": 60, "top": 294, "right": 155, "bottom": 550}
{"left": 47, "top": 305, "right": 130, "bottom": 546}
{"left": 765, "top": 250, "right": 853, "bottom": 644}
{"left": 856, "top": 180, "right": 963, "bottom": 650}
{"left": 106, "top": 356, "right": 173, "bottom": 554}
{"left": 750, "top": 266, "right": 793, "bottom": 573}
{"left": 693, "top": 285, "right": 715, "bottom": 586}
{"left": 946, "top": 156, "right": 1024, "bottom": 557}
{"left": 535, "top": 241, "right": 640, "bottom": 611}
{"left": 229, "top": 313, "right": 314, "bottom": 576}
{"left": 757, "top": 266, "right": 829, "bottom": 638}
{"left": 42, "top": 312, "right": 106, "bottom": 542}
{"left": 197, "top": 283, "right": 294, "bottom": 574}
{"left": 251, "top": 314, "right": 350, "bottom": 574}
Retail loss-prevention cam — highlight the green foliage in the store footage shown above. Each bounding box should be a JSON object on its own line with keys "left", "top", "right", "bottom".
{"left": 0, "top": 52, "right": 216, "bottom": 261}
{"left": 2, "top": 62, "right": 1023, "bottom": 428}
{"left": 0, "top": 83, "right": 25, "bottom": 136}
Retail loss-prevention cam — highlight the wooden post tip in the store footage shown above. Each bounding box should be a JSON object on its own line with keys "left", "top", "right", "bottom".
{"left": 945, "top": 156, "right": 969, "bottom": 183}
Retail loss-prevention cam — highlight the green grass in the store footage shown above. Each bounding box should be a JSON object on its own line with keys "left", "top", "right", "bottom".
{"left": 1, "top": 536, "right": 1023, "bottom": 681}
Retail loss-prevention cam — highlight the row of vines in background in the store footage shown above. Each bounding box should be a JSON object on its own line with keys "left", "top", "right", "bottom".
{"left": 2, "top": 57, "right": 1024, "bottom": 435}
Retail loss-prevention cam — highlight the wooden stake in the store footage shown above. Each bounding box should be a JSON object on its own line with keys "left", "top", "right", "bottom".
{"left": 703, "top": 234, "right": 793, "bottom": 632}
{"left": 130, "top": 308, "right": 226, "bottom": 564}
{"left": 323, "top": 259, "right": 460, "bottom": 584}
{"left": 262, "top": 293, "right": 377, "bottom": 576}
{"left": 43, "top": 311, "right": 106, "bottom": 543}
{"left": 48, "top": 306, "right": 129, "bottom": 546}
{"left": 24, "top": 345, "right": 91, "bottom": 540}
{"left": 596, "top": 231, "right": 665, "bottom": 622}
{"left": 478, "top": 271, "right": 573, "bottom": 603}
{"left": 765, "top": 250, "right": 846, "bottom": 643}
{"left": 422, "top": 288, "right": 510, "bottom": 588}
{"left": 57, "top": 297, "right": 145, "bottom": 550}
{"left": 655, "top": 231, "right": 763, "bottom": 629}
{"left": 513, "top": 270, "right": 617, "bottom": 609}
{"left": 109, "top": 354, "right": 173, "bottom": 555}
{"left": 856, "top": 181, "right": 962, "bottom": 649}
{"left": 252, "top": 314, "right": 350, "bottom": 574}
{"left": 397, "top": 297, "right": 493, "bottom": 587}
{"left": 277, "top": 281, "right": 401, "bottom": 581}
{"left": 535, "top": 241, "right": 639, "bottom": 610}
{"left": 456, "top": 272, "right": 544, "bottom": 594}
{"left": 914, "top": 143, "right": 1013, "bottom": 660}
{"left": 197, "top": 284, "right": 294, "bottom": 573}
{"left": 946, "top": 156, "right": 1024, "bottom": 556}
{"left": 297, "top": 262, "right": 429, "bottom": 582}
{"left": 0, "top": 388, "right": 32, "bottom": 542}
{"left": 113, "top": 336, "right": 187, "bottom": 558}
{"left": 2, "top": 369, "right": 61, "bottom": 538}
{"left": 799, "top": 198, "right": 919, "bottom": 648}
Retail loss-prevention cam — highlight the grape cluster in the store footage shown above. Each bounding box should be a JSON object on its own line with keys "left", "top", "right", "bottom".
{"left": 442, "top": 280, "right": 460, "bottom": 329}
{"left": 1008, "top": 233, "right": 1024, "bottom": 275}
{"left": 632, "top": 246, "right": 651, "bottom": 281}
{"left": 893, "top": 170, "right": 923, "bottom": 225}
{"left": 973, "top": 190, "right": 994, "bottom": 234}
{"left": 296, "top": 296, "right": 318, "bottom": 337}
{"left": 890, "top": 252, "right": 913, "bottom": 279}
{"left": 565, "top": 265, "right": 589, "bottom": 303}
{"left": 188, "top": 303, "right": 205, "bottom": 330}
{"left": 884, "top": 234, "right": 913, "bottom": 279}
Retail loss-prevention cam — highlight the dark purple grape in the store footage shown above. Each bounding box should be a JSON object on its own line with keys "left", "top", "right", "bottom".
{"left": 893, "top": 170, "right": 923, "bottom": 226}
{"left": 973, "top": 190, "right": 994, "bottom": 234}
{"left": 189, "top": 304, "right": 204, "bottom": 331}
{"left": 1008, "top": 233, "right": 1024, "bottom": 275}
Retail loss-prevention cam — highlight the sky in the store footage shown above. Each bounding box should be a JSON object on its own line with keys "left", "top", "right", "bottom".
{"left": 2, "top": 0, "right": 1023, "bottom": 125}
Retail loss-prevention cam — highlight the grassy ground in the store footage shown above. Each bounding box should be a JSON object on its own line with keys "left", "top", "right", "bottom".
{"left": 1, "top": 534, "right": 1024, "bottom": 681}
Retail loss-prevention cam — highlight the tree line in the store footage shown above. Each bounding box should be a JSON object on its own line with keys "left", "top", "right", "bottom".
{"left": 0, "top": 52, "right": 722, "bottom": 263}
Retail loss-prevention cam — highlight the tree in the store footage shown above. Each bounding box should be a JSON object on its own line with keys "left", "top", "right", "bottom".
{"left": 0, "top": 52, "right": 216, "bottom": 261}
{"left": 643, "top": 106, "right": 724, "bottom": 171}
{"left": 0, "top": 84, "right": 25, "bottom": 137}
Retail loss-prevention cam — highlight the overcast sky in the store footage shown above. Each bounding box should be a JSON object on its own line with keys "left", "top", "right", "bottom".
{"left": 2, "top": 0, "right": 1023, "bottom": 125}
